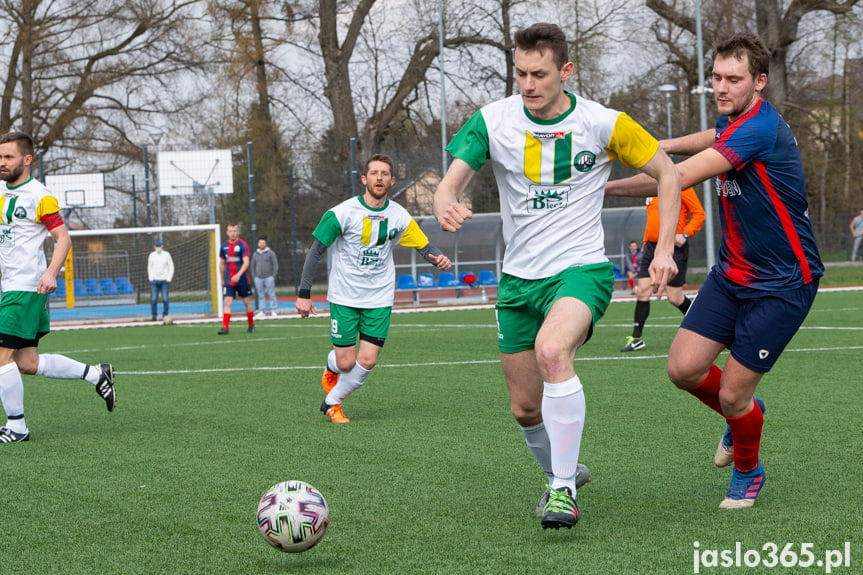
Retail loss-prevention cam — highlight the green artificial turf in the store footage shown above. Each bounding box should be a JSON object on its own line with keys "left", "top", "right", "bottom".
{"left": 1, "top": 290, "right": 860, "bottom": 574}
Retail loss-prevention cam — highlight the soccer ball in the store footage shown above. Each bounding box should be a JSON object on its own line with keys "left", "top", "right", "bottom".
{"left": 162, "top": 315, "right": 173, "bottom": 325}
{"left": 256, "top": 480, "right": 329, "bottom": 553}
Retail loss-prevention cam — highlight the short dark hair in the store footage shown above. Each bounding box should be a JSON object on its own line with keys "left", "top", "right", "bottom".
{"left": 714, "top": 34, "right": 770, "bottom": 79}
{"left": 0, "top": 132, "right": 35, "bottom": 158}
{"left": 364, "top": 154, "right": 394, "bottom": 176}
{"left": 513, "top": 23, "right": 569, "bottom": 70}
{"left": 258, "top": 235, "right": 267, "bottom": 241}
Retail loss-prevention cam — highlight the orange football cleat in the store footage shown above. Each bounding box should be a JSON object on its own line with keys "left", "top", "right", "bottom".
{"left": 321, "top": 368, "right": 339, "bottom": 394}
{"left": 324, "top": 403, "right": 350, "bottom": 424}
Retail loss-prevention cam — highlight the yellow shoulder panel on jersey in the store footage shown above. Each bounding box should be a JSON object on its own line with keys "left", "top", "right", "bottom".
{"left": 606, "top": 113, "right": 659, "bottom": 169}
{"left": 398, "top": 219, "right": 429, "bottom": 249}
{"left": 36, "top": 194, "right": 61, "bottom": 223}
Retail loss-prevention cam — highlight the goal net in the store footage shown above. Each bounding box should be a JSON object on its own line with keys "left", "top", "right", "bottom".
{"left": 46, "top": 224, "right": 221, "bottom": 323}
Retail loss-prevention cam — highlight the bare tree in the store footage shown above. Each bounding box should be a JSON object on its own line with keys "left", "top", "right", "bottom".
{"left": 0, "top": 0, "right": 208, "bottom": 165}
{"left": 646, "top": 0, "right": 860, "bottom": 111}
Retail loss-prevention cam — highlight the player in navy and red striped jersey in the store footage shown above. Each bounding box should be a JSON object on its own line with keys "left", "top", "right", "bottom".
{"left": 218, "top": 223, "right": 255, "bottom": 334}
{"left": 607, "top": 34, "right": 823, "bottom": 509}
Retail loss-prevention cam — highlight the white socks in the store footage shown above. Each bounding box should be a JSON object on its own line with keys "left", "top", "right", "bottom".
{"left": 0, "top": 362, "right": 26, "bottom": 433}
{"left": 326, "top": 350, "right": 339, "bottom": 374}
{"left": 326, "top": 362, "right": 371, "bottom": 405}
{"left": 520, "top": 422, "right": 554, "bottom": 484}
{"left": 542, "top": 375, "right": 585, "bottom": 492}
{"left": 37, "top": 354, "right": 98, "bottom": 384}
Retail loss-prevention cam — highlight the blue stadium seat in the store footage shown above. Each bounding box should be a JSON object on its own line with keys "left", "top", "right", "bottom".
{"left": 459, "top": 271, "right": 477, "bottom": 285}
{"left": 438, "top": 272, "right": 458, "bottom": 287}
{"left": 100, "top": 278, "right": 119, "bottom": 295}
{"left": 116, "top": 277, "right": 135, "bottom": 294}
{"left": 478, "top": 270, "right": 498, "bottom": 286}
{"left": 73, "top": 279, "right": 87, "bottom": 295}
{"left": 54, "top": 282, "right": 67, "bottom": 297}
{"left": 613, "top": 264, "right": 625, "bottom": 279}
{"left": 85, "top": 278, "right": 103, "bottom": 295}
{"left": 417, "top": 273, "right": 436, "bottom": 288}
{"left": 397, "top": 274, "right": 417, "bottom": 290}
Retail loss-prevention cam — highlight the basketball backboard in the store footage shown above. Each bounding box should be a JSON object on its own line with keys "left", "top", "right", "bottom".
{"left": 157, "top": 149, "right": 233, "bottom": 196}
{"left": 45, "top": 173, "right": 106, "bottom": 208}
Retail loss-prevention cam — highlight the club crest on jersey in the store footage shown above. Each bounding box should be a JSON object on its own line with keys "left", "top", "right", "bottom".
{"left": 13, "top": 207, "right": 26, "bottom": 218}
{"left": 527, "top": 184, "right": 570, "bottom": 212}
{"left": 573, "top": 151, "right": 596, "bottom": 173}
{"left": 358, "top": 248, "right": 382, "bottom": 267}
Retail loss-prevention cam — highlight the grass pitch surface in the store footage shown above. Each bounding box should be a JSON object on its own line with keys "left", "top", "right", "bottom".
{"left": 2, "top": 290, "right": 861, "bottom": 574}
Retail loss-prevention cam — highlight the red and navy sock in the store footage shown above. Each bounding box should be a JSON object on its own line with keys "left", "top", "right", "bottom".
{"left": 727, "top": 401, "right": 764, "bottom": 473}
{"left": 685, "top": 364, "right": 723, "bottom": 415}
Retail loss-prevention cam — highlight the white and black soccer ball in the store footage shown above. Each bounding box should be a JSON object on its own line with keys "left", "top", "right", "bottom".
{"left": 256, "top": 480, "right": 329, "bottom": 553}
{"left": 162, "top": 315, "right": 173, "bottom": 325}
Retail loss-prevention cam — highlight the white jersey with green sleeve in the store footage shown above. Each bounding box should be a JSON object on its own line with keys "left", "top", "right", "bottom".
{"left": 0, "top": 177, "right": 63, "bottom": 292}
{"left": 447, "top": 93, "right": 659, "bottom": 280}
{"left": 312, "top": 195, "right": 430, "bottom": 308}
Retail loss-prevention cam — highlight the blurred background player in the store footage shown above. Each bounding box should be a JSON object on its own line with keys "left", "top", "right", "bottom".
{"left": 607, "top": 34, "right": 823, "bottom": 509}
{"left": 0, "top": 132, "right": 115, "bottom": 443}
{"left": 296, "top": 154, "right": 452, "bottom": 424}
{"left": 434, "top": 23, "right": 680, "bottom": 530}
{"left": 850, "top": 208, "right": 863, "bottom": 261}
{"left": 218, "top": 223, "right": 255, "bottom": 334}
{"left": 148, "top": 239, "right": 174, "bottom": 321}
{"left": 621, "top": 187, "right": 704, "bottom": 352}
{"left": 623, "top": 240, "right": 641, "bottom": 293}
{"left": 252, "top": 235, "right": 279, "bottom": 318}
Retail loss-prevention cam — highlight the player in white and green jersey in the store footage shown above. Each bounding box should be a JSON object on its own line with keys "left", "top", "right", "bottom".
{"left": 434, "top": 23, "right": 681, "bottom": 529}
{"left": 0, "top": 132, "right": 116, "bottom": 444}
{"left": 296, "top": 154, "right": 452, "bottom": 424}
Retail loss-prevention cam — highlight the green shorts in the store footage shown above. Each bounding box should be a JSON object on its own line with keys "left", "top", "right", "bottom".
{"left": 495, "top": 263, "right": 614, "bottom": 353}
{"left": 0, "top": 291, "right": 50, "bottom": 347}
{"left": 329, "top": 303, "right": 392, "bottom": 347}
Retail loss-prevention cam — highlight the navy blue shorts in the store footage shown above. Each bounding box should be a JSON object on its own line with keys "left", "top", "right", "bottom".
{"left": 223, "top": 281, "right": 252, "bottom": 299}
{"left": 638, "top": 241, "right": 689, "bottom": 287}
{"left": 681, "top": 269, "right": 818, "bottom": 373}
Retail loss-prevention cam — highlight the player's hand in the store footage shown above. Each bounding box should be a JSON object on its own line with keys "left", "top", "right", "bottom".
{"left": 295, "top": 297, "right": 315, "bottom": 318}
{"left": 36, "top": 273, "right": 57, "bottom": 295}
{"left": 230, "top": 273, "right": 240, "bottom": 284}
{"left": 674, "top": 233, "right": 687, "bottom": 247}
{"left": 428, "top": 253, "right": 452, "bottom": 270}
{"left": 438, "top": 203, "right": 472, "bottom": 233}
{"left": 648, "top": 252, "right": 678, "bottom": 299}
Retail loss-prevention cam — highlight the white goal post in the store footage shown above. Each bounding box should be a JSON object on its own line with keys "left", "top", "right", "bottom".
{"left": 54, "top": 224, "right": 224, "bottom": 320}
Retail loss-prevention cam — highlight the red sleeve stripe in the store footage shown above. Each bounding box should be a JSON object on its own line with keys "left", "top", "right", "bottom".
{"left": 753, "top": 160, "right": 813, "bottom": 284}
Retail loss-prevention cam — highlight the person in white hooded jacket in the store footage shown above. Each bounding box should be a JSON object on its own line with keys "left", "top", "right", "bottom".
{"left": 148, "top": 240, "right": 174, "bottom": 321}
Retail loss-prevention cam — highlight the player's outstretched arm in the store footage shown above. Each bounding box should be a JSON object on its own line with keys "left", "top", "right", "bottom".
{"left": 434, "top": 159, "right": 474, "bottom": 232}
{"left": 39, "top": 222, "right": 71, "bottom": 294}
{"left": 296, "top": 239, "right": 327, "bottom": 318}
{"left": 606, "top": 128, "right": 733, "bottom": 198}
{"left": 638, "top": 149, "right": 680, "bottom": 298}
{"left": 660, "top": 129, "right": 715, "bottom": 156}
{"left": 417, "top": 244, "right": 452, "bottom": 270}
